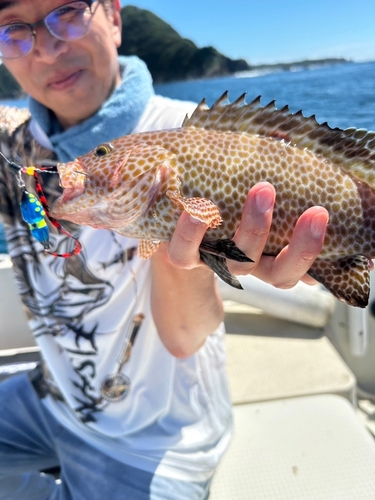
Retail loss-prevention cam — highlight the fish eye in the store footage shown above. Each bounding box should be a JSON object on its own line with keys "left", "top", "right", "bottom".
{"left": 94, "top": 143, "right": 114, "bottom": 157}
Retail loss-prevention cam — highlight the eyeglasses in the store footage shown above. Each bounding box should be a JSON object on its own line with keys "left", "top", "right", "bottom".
{"left": 0, "top": 1, "right": 101, "bottom": 59}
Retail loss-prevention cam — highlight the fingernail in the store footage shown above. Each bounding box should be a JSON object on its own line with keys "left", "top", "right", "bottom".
{"left": 255, "top": 188, "right": 273, "bottom": 213}
{"left": 310, "top": 212, "right": 327, "bottom": 238}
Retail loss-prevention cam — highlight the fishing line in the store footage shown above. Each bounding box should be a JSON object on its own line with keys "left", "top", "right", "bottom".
{"left": 0, "top": 151, "right": 82, "bottom": 257}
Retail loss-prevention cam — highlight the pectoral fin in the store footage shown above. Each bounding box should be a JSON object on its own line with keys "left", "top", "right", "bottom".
{"left": 308, "top": 255, "right": 370, "bottom": 308}
{"left": 166, "top": 190, "right": 222, "bottom": 228}
{"left": 138, "top": 239, "right": 160, "bottom": 259}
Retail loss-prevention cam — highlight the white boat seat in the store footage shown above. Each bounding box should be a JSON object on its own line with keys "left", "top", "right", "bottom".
{"left": 210, "top": 395, "right": 375, "bottom": 499}
{"left": 225, "top": 334, "right": 356, "bottom": 405}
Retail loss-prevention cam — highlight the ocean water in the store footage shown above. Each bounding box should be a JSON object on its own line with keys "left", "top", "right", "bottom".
{"left": 155, "top": 61, "right": 375, "bottom": 131}
{"left": 0, "top": 61, "right": 374, "bottom": 253}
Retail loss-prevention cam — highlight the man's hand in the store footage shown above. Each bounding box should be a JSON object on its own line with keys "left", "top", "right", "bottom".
{"left": 167, "top": 181, "right": 329, "bottom": 287}
{"left": 228, "top": 181, "right": 329, "bottom": 288}
{"left": 151, "top": 181, "right": 329, "bottom": 357}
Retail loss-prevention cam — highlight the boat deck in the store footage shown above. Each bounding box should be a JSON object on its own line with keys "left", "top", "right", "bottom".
{"left": 209, "top": 301, "right": 375, "bottom": 499}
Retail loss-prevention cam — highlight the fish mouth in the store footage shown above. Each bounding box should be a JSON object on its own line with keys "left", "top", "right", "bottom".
{"left": 51, "top": 193, "right": 84, "bottom": 220}
{"left": 50, "top": 160, "right": 88, "bottom": 218}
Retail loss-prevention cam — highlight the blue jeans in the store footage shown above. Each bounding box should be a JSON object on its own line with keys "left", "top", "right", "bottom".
{"left": 0, "top": 373, "right": 211, "bottom": 499}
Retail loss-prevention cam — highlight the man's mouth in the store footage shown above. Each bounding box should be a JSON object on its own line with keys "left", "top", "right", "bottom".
{"left": 47, "top": 70, "right": 83, "bottom": 91}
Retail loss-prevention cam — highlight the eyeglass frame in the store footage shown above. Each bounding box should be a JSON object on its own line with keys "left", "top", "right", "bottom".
{"left": 0, "top": 0, "right": 102, "bottom": 60}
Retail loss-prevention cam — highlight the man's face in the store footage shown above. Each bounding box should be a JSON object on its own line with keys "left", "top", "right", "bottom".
{"left": 0, "top": 0, "right": 122, "bottom": 128}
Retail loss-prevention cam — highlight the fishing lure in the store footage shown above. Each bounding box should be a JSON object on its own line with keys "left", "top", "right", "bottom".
{"left": 20, "top": 186, "right": 50, "bottom": 250}
{"left": 0, "top": 151, "right": 82, "bottom": 257}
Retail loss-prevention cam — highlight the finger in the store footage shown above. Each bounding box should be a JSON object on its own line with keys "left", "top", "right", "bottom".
{"left": 301, "top": 274, "right": 321, "bottom": 286}
{"left": 167, "top": 211, "right": 208, "bottom": 269}
{"left": 230, "top": 182, "right": 275, "bottom": 273}
{"left": 254, "top": 206, "right": 329, "bottom": 288}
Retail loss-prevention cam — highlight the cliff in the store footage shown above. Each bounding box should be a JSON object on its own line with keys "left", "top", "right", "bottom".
{"left": 118, "top": 5, "right": 250, "bottom": 83}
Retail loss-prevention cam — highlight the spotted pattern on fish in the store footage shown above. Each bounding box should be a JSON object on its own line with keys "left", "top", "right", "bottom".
{"left": 308, "top": 255, "right": 370, "bottom": 308}
{"left": 51, "top": 93, "right": 375, "bottom": 307}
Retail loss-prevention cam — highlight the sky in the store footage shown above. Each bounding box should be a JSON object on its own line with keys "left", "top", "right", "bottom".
{"left": 121, "top": 1, "right": 375, "bottom": 65}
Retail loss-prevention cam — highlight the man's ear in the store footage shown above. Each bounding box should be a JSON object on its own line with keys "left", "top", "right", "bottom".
{"left": 111, "top": 0, "right": 122, "bottom": 48}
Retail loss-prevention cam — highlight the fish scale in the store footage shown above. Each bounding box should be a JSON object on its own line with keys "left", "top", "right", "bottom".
{"left": 51, "top": 93, "right": 375, "bottom": 307}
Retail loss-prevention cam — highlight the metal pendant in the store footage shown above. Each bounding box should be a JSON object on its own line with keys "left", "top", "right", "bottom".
{"left": 99, "top": 313, "right": 144, "bottom": 404}
{"left": 100, "top": 373, "right": 131, "bottom": 402}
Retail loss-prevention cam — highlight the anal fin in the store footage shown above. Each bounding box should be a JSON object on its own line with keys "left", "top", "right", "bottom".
{"left": 199, "top": 239, "right": 253, "bottom": 289}
{"left": 200, "top": 239, "right": 253, "bottom": 263}
{"left": 200, "top": 252, "right": 243, "bottom": 289}
{"left": 308, "top": 255, "right": 370, "bottom": 308}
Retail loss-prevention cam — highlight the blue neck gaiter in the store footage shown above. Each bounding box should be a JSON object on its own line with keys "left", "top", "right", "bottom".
{"left": 28, "top": 55, "right": 154, "bottom": 162}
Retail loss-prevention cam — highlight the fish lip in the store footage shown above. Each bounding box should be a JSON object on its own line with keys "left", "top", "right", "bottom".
{"left": 50, "top": 160, "right": 88, "bottom": 217}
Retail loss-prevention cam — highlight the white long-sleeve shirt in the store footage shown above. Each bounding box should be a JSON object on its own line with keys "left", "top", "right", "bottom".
{"left": 28, "top": 95, "right": 233, "bottom": 481}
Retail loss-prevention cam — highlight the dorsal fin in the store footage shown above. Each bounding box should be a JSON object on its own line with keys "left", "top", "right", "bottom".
{"left": 183, "top": 92, "right": 375, "bottom": 187}
{"left": 0, "top": 105, "right": 30, "bottom": 136}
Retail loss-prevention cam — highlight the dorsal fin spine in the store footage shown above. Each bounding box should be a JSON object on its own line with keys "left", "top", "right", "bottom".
{"left": 182, "top": 92, "right": 375, "bottom": 188}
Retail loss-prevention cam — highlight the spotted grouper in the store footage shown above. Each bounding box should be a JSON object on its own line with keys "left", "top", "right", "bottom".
{"left": 51, "top": 92, "right": 375, "bottom": 307}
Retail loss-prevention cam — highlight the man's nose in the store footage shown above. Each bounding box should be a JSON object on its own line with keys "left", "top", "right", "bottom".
{"left": 32, "top": 24, "right": 69, "bottom": 63}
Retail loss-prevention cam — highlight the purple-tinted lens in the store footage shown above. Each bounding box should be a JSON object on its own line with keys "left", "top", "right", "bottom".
{"left": 45, "top": 1, "right": 92, "bottom": 41}
{"left": 0, "top": 24, "right": 33, "bottom": 59}
{"left": 0, "top": 1, "right": 95, "bottom": 59}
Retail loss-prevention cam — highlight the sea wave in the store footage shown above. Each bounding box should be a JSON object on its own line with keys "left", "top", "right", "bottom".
{"left": 234, "top": 68, "right": 282, "bottom": 78}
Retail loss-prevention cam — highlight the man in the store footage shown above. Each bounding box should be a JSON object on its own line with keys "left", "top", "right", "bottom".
{"left": 0, "top": 1, "right": 328, "bottom": 498}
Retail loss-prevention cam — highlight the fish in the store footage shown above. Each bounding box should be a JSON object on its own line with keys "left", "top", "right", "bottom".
{"left": 50, "top": 92, "right": 375, "bottom": 308}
